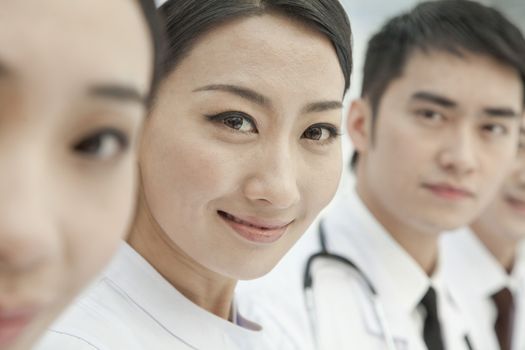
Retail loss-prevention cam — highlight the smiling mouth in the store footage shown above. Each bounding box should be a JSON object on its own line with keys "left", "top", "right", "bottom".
{"left": 217, "top": 210, "right": 292, "bottom": 244}
{"left": 505, "top": 195, "right": 525, "bottom": 214}
{"left": 0, "top": 308, "right": 36, "bottom": 347}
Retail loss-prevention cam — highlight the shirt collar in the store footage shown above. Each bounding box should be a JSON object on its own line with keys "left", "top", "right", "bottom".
{"left": 323, "top": 186, "right": 431, "bottom": 313}
{"left": 103, "top": 242, "right": 263, "bottom": 349}
{"left": 441, "top": 228, "right": 508, "bottom": 299}
{"left": 510, "top": 239, "right": 525, "bottom": 292}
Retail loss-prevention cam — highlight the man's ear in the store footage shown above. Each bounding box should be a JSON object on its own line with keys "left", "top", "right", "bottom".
{"left": 347, "top": 98, "right": 373, "bottom": 154}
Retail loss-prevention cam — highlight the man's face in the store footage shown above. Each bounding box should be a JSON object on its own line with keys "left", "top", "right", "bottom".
{"left": 352, "top": 50, "right": 522, "bottom": 236}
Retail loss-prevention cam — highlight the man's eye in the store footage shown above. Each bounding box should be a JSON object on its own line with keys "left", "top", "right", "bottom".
{"left": 207, "top": 111, "right": 258, "bottom": 133}
{"left": 415, "top": 109, "right": 444, "bottom": 123}
{"left": 73, "top": 129, "right": 128, "bottom": 160}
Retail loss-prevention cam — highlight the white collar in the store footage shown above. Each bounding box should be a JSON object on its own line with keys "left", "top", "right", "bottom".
{"left": 441, "top": 228, "right": 518, "bottom": 299}
{"left": 323, "top": 187, "right": 432, "bottom": 313}
{"left": 513, "top": 240, "right": 525, "bottom": 292}
{"left": 102, "top": 242, "right": 263, "bottom": 349}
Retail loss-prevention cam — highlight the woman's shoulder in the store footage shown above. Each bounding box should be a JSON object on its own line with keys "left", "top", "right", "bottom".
{"left": 35, "top": 330, "right": 105, "bottom": 350}
{"left": 34, "top": 277, "right": 145, "bottom": 350}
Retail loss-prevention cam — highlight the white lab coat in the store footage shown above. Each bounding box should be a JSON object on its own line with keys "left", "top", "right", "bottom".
{"left": 441, "top": 229, "right": 525, "bottom": 350}
{"left": 35, "top": 242, "right": 281, "bottom": 350}
{"left": 237, "top": 187, "right": 472, "bottom": 350}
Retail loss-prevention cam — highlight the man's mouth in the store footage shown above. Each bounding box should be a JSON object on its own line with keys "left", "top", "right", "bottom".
{"left": 422, "top": 182, "right": 475, "bottom": 201}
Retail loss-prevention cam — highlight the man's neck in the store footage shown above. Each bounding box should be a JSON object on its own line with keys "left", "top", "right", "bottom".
{"left": 356, "top": 184, "right": 440, "bottom": 276}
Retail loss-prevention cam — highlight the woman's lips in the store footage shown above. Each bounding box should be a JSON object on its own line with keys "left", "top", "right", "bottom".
{"left": 0, "top": 308, "right": 36, "bottom": 347}
{"left": 505, "top": 195, "right": 525, "bottom": 215}
{"left": 218, "top": 211, "right": 292, "bottom": 244}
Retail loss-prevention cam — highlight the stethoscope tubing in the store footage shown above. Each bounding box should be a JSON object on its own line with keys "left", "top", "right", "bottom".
{"left": 302, "top": 221, "right": 397, "bottom": 350}
{"left": 302, "top": 221, "right": 474, "bottom": 350}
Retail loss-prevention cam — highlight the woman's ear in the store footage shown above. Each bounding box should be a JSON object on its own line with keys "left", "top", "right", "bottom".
{"left": 346, "top": 98, "right": 373, "bottom": 154}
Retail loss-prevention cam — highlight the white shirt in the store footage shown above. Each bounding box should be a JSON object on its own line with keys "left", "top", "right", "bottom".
{"left": 441, "top": 229, "right": 525, "bottom": 350}
{"left": 35, "top": 242, "right": 279, "bottom": 350}
{"left": 237, "top": 187, "right": 471, "bottom": 350}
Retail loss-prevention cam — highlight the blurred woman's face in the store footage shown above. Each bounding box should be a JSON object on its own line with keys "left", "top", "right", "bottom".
{"left": 140, "top": 14, "right": 345, "bottom": 280}
{"left": 472, "top": 132, "right": 525, "bottom": 243}
{"left": 0, "top": 1, "right": 152, "bottom": 349}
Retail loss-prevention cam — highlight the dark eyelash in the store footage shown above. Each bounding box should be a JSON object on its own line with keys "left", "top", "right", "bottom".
{"left": 74, "top": 128, "right": 128, "bottom": 151}
{"left": 204, "top": 111, "right": 258, "bottom": 134}
{"left": 312, "top": 123, "right": 342, "bottom": 137}
{"left": 205, "top": 111, "right": 254, "bottom": 124}
{"left": 415, "top": 109, "right": 439, "bottom": 117}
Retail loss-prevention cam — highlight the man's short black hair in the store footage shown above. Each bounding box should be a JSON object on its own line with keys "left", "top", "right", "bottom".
{"left": 351, "top": 0, "right": 525, "bottom": 168}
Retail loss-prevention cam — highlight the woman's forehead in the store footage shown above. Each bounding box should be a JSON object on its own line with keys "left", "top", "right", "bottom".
{"left": 0, "top": 0, "right": 152, "bottom": 99}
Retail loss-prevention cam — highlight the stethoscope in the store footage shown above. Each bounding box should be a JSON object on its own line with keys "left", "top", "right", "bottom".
{"left": 302, "top": 221, "right": 398, "bottom": 350}
{"left": 302, "top": 221, "right": 474, "bottom": 350}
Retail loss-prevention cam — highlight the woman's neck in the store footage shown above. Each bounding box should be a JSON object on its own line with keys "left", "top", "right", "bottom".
{"left": 127, "top": 197, "right": 237, "bottom": 320}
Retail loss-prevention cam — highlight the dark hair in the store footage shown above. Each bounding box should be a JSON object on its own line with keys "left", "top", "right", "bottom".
{"left": 157, "top": 0, "right": 352, "bottom": 94}
{"left": 351, "top": 0, "right": 525, "bottom": 168}
{"left": 136, "top": 0, "right": 164, "bottom": 106}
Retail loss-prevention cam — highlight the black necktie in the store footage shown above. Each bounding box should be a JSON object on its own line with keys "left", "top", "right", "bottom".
{"left": 492, "top": 287, "right": 515, "bottom": 350}
{"left": 420, "top": 287, "right": 445, "bottom": 350}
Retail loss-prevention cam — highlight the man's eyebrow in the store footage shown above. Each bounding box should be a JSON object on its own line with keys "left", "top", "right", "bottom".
{"left": 303, "top": 100, "right": 343, "bottom": 114}
{"left": 88, "top": 84, "right": 147, "bottom": 105}
{"left": 193, "top": 84, "right": 271, "bottom": 109}
{"left": 482, "top": 107, "right": 519, "bottom": 118}
{"left": 411, "top": 91, "right": 457, "bottom": 108}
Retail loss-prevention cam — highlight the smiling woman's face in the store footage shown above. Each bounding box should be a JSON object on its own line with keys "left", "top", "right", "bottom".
{"left": 0, "top": 1, "right": 152, "bottom": 348}
{"left": 140, "top": 14, "right": 345, "bottom": 279}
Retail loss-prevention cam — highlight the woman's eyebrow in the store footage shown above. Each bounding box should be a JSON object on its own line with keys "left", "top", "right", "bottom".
{"left": 88, "top": 83, "right": 147, "bottom": 106}
{"left": 193, "top": 84, "right": 271, "bottom": 109}
{"left": 303, "top": 100, "right": 343, "bottom": 113}
{"left": 194, "top": 84, "right": 342, "bottom": 114}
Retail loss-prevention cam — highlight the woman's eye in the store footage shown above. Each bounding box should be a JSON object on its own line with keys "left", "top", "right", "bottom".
{"left": 302, "top": 124, "right": 339, "bottom": 143}
{"left": 207, "top": 112, "right": 257, "bottom": 133}
{"left": 73, "top": 129, "right": 128, "bottom": 160}
{"left": 223, "top": 116, "right": 255, "bottom": 133}
{"left": 519, "top": 136, "right": 525, "bottom": 149}
{"left": 518, "top": 140, "right": 525, "bottom": 158}
{"left": 482, "top": 123, "right": 508, "bottom": 137}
